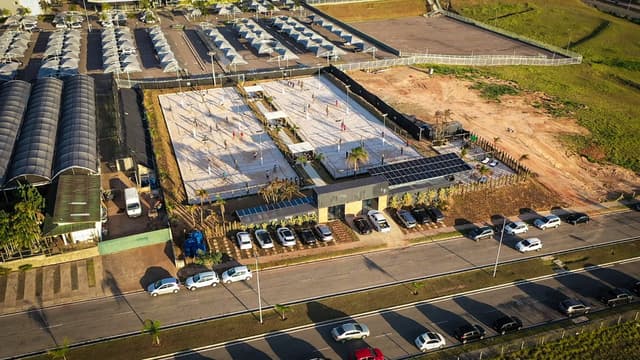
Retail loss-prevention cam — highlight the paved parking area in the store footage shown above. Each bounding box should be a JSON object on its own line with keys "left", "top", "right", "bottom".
{"left": 159, "top": 86, "right": 297, "bottom": 203}
{"left": 259, "top": 75, "right": 422, "bottom": 178}
{"left": 434, "top": 140, "right": 517, "bottom": 182}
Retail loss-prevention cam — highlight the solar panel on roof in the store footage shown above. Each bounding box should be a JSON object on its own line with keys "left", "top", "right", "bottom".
{"left": 368, "top": 153, "right": 472, "bottom": 186}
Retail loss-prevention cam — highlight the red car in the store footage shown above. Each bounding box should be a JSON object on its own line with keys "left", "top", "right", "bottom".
{"left": 352, "top": 347, "right": 384, "bottom": 360}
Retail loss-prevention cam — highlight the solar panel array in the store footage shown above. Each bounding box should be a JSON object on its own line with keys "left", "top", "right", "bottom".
{"left": 368, "top": 153, "right": 472, "bottom": 186}
{"left": 236, "top": 197, "right": 315, "bottom": 217}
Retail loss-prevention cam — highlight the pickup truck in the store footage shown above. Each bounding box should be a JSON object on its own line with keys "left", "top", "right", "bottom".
{"left": 600, "top": 288, "right": 633, "bottom": 307}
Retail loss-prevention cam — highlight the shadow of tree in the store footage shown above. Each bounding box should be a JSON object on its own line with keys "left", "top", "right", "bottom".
{"left": 416, "top": 302, "right": 466, "bottom": 337}
{"left": 306, "top": 301, "right": 362, "bottom": 359}
{"left": 265, "top": 331, "right": 320, "bottom": 360}
{"left": 139, "top": 266, "right": 172, "bottom": 290}
{"left": 453, "top": 295, "right": 507, "bottom": 330}
{"left": 225, "top": 341, "right": 271, "bottom": 360}
{"left": 380, "top": 309, "right": 424, "bottom": 345}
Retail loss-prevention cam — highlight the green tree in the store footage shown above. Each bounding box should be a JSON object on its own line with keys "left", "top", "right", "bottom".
{"left": 47, "top": 338, "right": 70, "bottom": 360}
{"left": 142, "top": 319, "right": 161, "bottom": 346}
{"left": 196, "top": 189, "right": 209, "bottom": 224}
{"left": 479, "top": 165, "right": 491, "bottom": 176}
{"left": 274, "top": 303, "right": 291, "bottom": 320}
{"left": 401, "top": 193, "right": 414, "bottom": 208}
{"left": 195, "top": 249, "right": 223, "bottom": 267}
{"left": 346, "top": 146, "right": 369, "bottom": 172}
{"left": 388, "top": 195, "right": 401, "bottom": 210}
{"left": 139, "top": 0, "right": 151, "bottom": 9}
{"left": 258, "top": 179, "right": 302, "bottom": 204}
{"left": 187, "top": 205, "right": 198, "bottom": 227}
{"left": 12, "top": 185, "right": 45, "bottom": 255}
{"left": 416, "top": 191, "right": 428, "bottom": 205}
{"left": 410, "top": 281, "right": 424, "bottom": 295}
{"left": 214, "top": 195, "right": 226, "bottom": 225}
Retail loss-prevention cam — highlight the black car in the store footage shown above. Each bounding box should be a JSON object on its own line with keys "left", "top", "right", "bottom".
{"left": 411, "top": 206, "right": 431, "bottom": 225}
{"left": 600, "top": 288, "right": 633, "bottom": 307}
{"left": 633, "top": 203, "right": 640, "bottom": 211}
{"left": 396, "top": 209, "right": 417, "bottom": 228}
{"left": 427, "top": 206, "right": 445, "bottom": 223}
{"left": 565, "top": 212, "right": 590, "bottom": 225}
{"left": 453, "top": 323, "right": 485, "bottom": 344}
{"left": 298, "top": 228, "right": 317, "bottom": 245}
{"left": 469, "top": 226, "right": 495, "bottom": 241}
{"left": 634, "top": 281, "right": 640, "bottom": 295}
{"left": 353, "top": 217, "right": 372, "bottom": 235}
{"left": 492, "top": 316, "right": 523, "bottom": 335}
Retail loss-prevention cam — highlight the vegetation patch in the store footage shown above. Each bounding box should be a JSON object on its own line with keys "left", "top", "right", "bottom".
{"left": 316, "top": 0, "right": 426, "bottom": 22}
{"left": 470, "top": 81, "right": 520, "bottom": 101}
{"left": 86, "top": 259, "right": 96, "bottom": 288}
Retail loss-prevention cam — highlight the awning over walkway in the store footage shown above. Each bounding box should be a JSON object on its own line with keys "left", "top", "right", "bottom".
{"left": 244, "top": 85, "right": 264, "bottom": 94}
{"left": 264, "top": 110, "right": 287, "bottom": 121}
{"left": 287, "top": 142, "right": 314, "bottom": 155}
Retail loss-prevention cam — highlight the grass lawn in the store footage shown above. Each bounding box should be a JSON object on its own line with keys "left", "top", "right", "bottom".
{"left": 450, "top": 0, "right": 640, "bottom": 172}
{"left": 28, "top": 240, "right": 640, "bottom": 360}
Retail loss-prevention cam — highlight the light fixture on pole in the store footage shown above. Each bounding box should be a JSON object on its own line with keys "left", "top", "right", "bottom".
{"left": 208, "top": 51, "right": 216, "bottom": 86}
{"left": 254, "top": 251, "right": 263, "bottom": 324}
{"left": 492, "top": 217, "right": 507, "bottom": 277}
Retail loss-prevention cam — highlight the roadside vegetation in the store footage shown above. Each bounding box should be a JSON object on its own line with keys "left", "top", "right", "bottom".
{"left": 450, "top": 0, "right": 640, "bottom": 171}
{"left": 25, "top": 240, "right": 640, "bottom": 360}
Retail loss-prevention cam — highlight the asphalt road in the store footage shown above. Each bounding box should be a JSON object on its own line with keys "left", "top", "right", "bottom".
{"left": 1, "top": 211, "right": 639, "bottom": 359}
{"left": 172, "top": 260, "right": 640, "bottom": 360}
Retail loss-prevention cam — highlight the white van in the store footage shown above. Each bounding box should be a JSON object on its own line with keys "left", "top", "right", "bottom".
{"left": 124, "top": 187, "right": 142, "bottom": 217}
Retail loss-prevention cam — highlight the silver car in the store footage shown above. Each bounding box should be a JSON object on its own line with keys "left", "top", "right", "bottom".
{"left": 221, "top": 266, "right": 252, "bottom": 284}
{"left": 255, "top": 229, "right": 274, "bottom": 249}
{"left": 276, "top": 227, "right": 296, "bottom": 246}
{"left": 185, "top": 271, "right": 219, "bottom": 291}
{"left": 147, "top": 277, "right": 180, "bottom": 296}
{"left": 314, "top": 224, "right": 334, "bottom": 242}
{"left": 331, "top": 322, "right": 370, "bottom": 342}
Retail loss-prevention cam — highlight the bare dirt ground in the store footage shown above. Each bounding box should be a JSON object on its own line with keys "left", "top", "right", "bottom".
{"left": 349, "top": 66, "right": 639, "bottom": 206}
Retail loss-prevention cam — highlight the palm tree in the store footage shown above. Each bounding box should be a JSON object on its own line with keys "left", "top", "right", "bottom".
{"left": 443, "top": 109, "right": 453, "bottom": 122}
{"left": 410, "top": 281, "right": 425, "bottom": 295}
{"left": 196, "top": 189, "right": 209, "bottom": 224}
{"left": 279, "top": 179, "right": 303, "bottom": 201}
{"left": 401, "top": 193, "right": 414, "bottom": 208}
{"left": 274, "top": 303, "right": 292, "bottom": 320}
{"left": 215, "top": 195, "right": 226, "bottom": 232}
{"left": 186, "top": 205, "right": 197, "bottom": 227}
{"left": 346, "top": 146, "right": 369, "bottom": 173}
{"left": 519, "top": 154, "right": 530, "bottom": 161}
{"left": 47, "top": 338, "right": 70, "bottom": 360}
{"left": 493, "top": 136, "right": 501, "bottom": 148}
{"left": 416, "top": 191, "right": 428, "bottom": 206}
{"left": 142, "top": 319, "right": 161, "bottom": 346}
{"left": 388, "top": 195, "right": 401, "bottom": 210}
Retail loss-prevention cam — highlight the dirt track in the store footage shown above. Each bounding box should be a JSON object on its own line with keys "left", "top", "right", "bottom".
{"left": 349, "top": 67, "right": 639, "bottom": 205}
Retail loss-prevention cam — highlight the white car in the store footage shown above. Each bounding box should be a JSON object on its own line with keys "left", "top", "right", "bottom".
{"left": 276, "top": 227, "right": 296, "bottom": 246}
{"left": 415, "top": 331, "right": 446, "bottom": 352}
{"left": 481, "top": 157, "right": 491, "bottom": 164}
{"left": 367, "top": 210, "right": 391, "bottom": 232}
{"left": 534, "top": 215, "right": 561, "bottom": 230}
{"left": 221, "top": 266, "right": 252, "bottom": 284}
{"left": 516, "top": 237, "right": 542, "bottom": 253}
{"left": 236, "top": 231, "right": 253, "bottom": 250}
{"left": 504, "top": 221, "right": 529, "bottom": 235}
{"left": 185, "top": 271, "right": 219, "bottom": 291}
{"left": 147, "top": 277, "right": 180, "bottom": 296}
{"left": 489, "top": 159, "right": 499, "bottom": 167}
{"left": 331, "top": 322, "right": 370, "bottom": 342}
{"left": 255, "top": 229, "right": 274, "bottom": 249}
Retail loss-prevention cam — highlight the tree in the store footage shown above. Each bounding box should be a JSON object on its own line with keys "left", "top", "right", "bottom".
{"left": 274, "top": 303, "right": 291, "bottom": 320}
{"left": 346, "top": 146, "right": 369, "bottom": 173}
{"left": 519, "top": 154, "right": 530, "bottom": 161}
{"left": 195, "top": 249, "right": 223, "bottom": 267}
{"left": 258, "top": 179, "right": 303, "bottom": 204}
{"left": 142, "top": 319, "right": 161, "bottom": 346}
{"left": 416, "top": 191, "right": 428, "bottom": 205}
{"left": 47, "top": 338, "right": 70, "bottom": 360}
{"left": 493, "top": 136, "right": 501, "bottom": 148}
{"left": 388, "top": 195, "right": 401, "bottom": 210}
{"left": 196, "top": 189, "right": 209, "bottom": 224}
{"left": 214, "top": 195, "right": 226, "bottom": 225}
{"left": 401, "top": 192, "right": 414, "bottom": 208}
{"left": 460, "top": 147, "right": 468, "bottom": 158}
{"left": 479, "top": 165, "right": 491, "bottom": 176}
{"left": 10, "top": 185, "right": 45, "bottom": 256}
{"left": 443, "top": 109, "right": 453, "bottom": 122}
{"left": 186, "top": 205, "right": 197, "bottom": 227}
{"left": 139, "top": 0, "right": 151, "bottom": 9}
{"left": 0, "top": 9, "right": 11, "bottom": 18}
{"left": 410, "top": 281, "right": 425, "bottom": 295}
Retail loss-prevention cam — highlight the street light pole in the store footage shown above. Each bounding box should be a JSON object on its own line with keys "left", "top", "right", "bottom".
{"left": 208, "top": 51, "right": 216, "bottom": 86}
{"left": 254, "top": 251, "right": 263, "bottom": 324}
{"left": 492, "top": 217, "right": 507, "bottom": 277}
{"left": 345, "top": 85, "right": 351, "bottom": 115}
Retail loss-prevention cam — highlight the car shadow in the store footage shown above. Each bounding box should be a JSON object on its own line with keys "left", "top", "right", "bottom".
{"left": 584, "top": 263, "right": 638, "bottom": 290}
{"left": 416, "top": 302, "right": 466, "bottom": 338}
{"left": 453, "top": 295, "right": 507, "bottom": 330}
{"left": 306, "top": 301, "right": 361, "bottom": 359}
{"left": 515, "top": 279, "right": 567, "bottom": 317}
{"left": 518, "top": 207, "right": 541, "bottom": 224}
{"left": 380, "top": 309, "right": 425, "bottom": 346}
{"left": 453, "top": 218, "right": 475, "bottom": 240}
{"left": 265, "top": 331, "right": 321, "bottom": 360}
{"left": 139, "top": 266, "right": 172, "bottom": 290}
{"left": 225, "top": 341, "right": 271, "bottom": 360}
{"left": 554, "top": 272, "right": 602, "bottom": 303}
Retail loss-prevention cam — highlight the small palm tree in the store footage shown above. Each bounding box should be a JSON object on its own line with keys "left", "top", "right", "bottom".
{"left": 388, "top": 195, "right": 402, "bottom": 210}
{"left": 274, "top": 303, "right": 292, "bottom": 320}
{"left": 215, "top": 195, "right": 226, "bottom": 232}
{"left": 346, "top": 146, "right": 369, "bottom": 173}
{"left": 410, "top": 281, "right": 425, "bottom": 295}
{"left": 187, "top": 205, "right": 198, "bottom": 226}
{"left": 416, "top": 191, "right": 428, "bottom": 205}
{"left": 519, "top": 154, "right": 529, "bottom": 161}
{"left": 493, "top": 136, "right": 501, "bottom": 148}
{"left": 401, "top": 193, "right": 414, "bottom": 208}
{"left": 142, "top": 319, "right": 161, "bottom": 346}
{"left": 47, "top": 338, "right": 70, "bottom": 360}
{"left": 196, "top": 189, "right": 209, "bottom": 224}
{"left": 479, "top": 165, "right": 491, "bottom": 176}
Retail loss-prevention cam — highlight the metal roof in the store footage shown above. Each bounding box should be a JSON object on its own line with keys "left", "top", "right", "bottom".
{"left": 6, "top": 77, "right": 64, "bottom": 187}
{"left": 42, "top": 174, "right": 101, "bottom": 236}
{"left": 0, "top": 80, "right": 31, "bottom": 185}
{"left": 368, "top": 153, "right": 472, "bottom": 186}
{"left": 53, "top": 75, "right": 98, "bottom": 178}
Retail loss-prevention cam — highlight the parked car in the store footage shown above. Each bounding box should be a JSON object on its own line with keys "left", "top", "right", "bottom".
{"left": 566, "top": 212, "right": 590, "bottom": 225}
{"left": 331, "top": 322, "right": 370, "bottom": 342}
{"left": 427, "top": 206, "right": 445, "bottom": 223}
{"left": 221, "top": 266, "right": 252, "bottom": 284}
{"left": 255, "top": 229, "right": 274, "bottom": 249}
{"left": 411, "top": 206, "right": 431, "bottom": 225}
{"left": 481, "top": 157, "right": 491, "bottom": 164}
{"left": 314, "top": 224, "right": 334, "bottom": 241}
{"left": 492, "top": 315, "right": 523, "bottom": 335}
{"left": 559, "top": 298, "right": 591, "bottom": 317}
{"left": 276, "top": 227, "right": 296, "bottom": 246}
{"left": 633, "top": 203, "right": 640, "bottom": 211}
{"left": 367, "top": 210, "right": 391, "bottom": 232}
{"left": 515, "top": 237, "right": 542, "bottom": 253}
{"left": 185, "top": 271, "right": 219, "bottom": 291}
{"left": 415, "top": 330, "right": 446, "bottom": 351}
{"left": 469, "top": 226, "right": 494, "bottom": 241}
{"left": 534, "top": 215, "right": 561, "bottom": 230}
{"left": 396, "top": 209, "right": 417, "bottom": 228}
{"left": 147, "top": 277, "right": 180, "bottom": 296}
{"left": 600, "top": 288, "right": 633, "bottom": 307}
{"left": 298, "top": 227, "right": 317, "bottom": 245}
{"left": 353, "top": 216, "right": 372, "bottom": 235}
{"left": 504, "top": 221, "right": 529, "bottom": 235}
{"left": 352, "top": 347, "right": 383, "bottom": 360}
{"left": 489, "top": 159, "right": 499, "bottom": 167}
{"left": 633, "top": 281, "right": 640, "bottom": 295}
{"left": 236, "top": 231, "right": 253, "bottom": 250}
{"left": 453, "top": 323, "right": 485, "bottom": 344}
